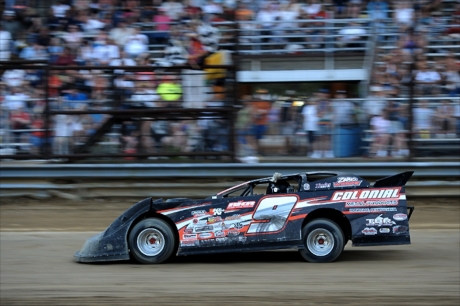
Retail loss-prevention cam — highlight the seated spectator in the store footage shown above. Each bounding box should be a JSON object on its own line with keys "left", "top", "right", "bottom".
{"left": 109, "top": 19, "right": 135, "bottom": 46}
{"left": 443, "top": 55, "right": 460, "bottom": 96}
{"left": 63, "top": 88, "right": 88, "bottom": 110}
{"left": 413, "top": 100, "right": 434, "bottom": 138}
{"left": 337, "top": 21, "right": 367, "bottom": 48}
{"left": 394, "top": 1, "right": 414, "bottom": 30}
{"left": 130, "top": 82, "right": 159, "bottom": 109}
{"left": 370, "top": 109, "right": 391, "bottom": 157}
{"left": 152, "top": 8, "right": 171, "bottom": 45}
{"left": 203, "top": 0, "right": 223, "bottom": 15}
{"left": 124, "top": 26, "right": 149, "bottom": 59}
{"left": 454, "top": 102, "right": 460, "bottom": 137}
{"left": 443, "top": 14, "right": 460, "bottom": 39}
{"left": 367, "top": 0, "right": 389, "bottom": 40}
{"left": 55, "top": 47, "right": 76, "bottom": 66}
{"left": 3, "top": 86, "right": 29, "bottom": 110}
{"left": 63, "top": 24, "right": 83, "bottom": 51}
{"left": 19, "top": 41, "right": 48, "bottom": 60}
{"left": 110, "top": 50, "right": 137, "bottom": 74}
{"left": 75, "top": 39, "right": 94, "bottom": 65}
{"left": 79, "top": 11, "right": 106, "bottom": 34}
{"left": 435, "top": 100, "right": 456, "bottom": 138}
{"left": 256, "top": 4, "right": 277, "bottom": 46}
{"left": 414, "top": 61, "right": 441, "bottom": 96}
{"left": 302, "top": 0, "right": 322, "bottom": 17}
{"left": 51, "top": 1, "right": 71, "bottom": 20}
{"left": 160, "top": 0, "right": 184, "bottom": 21}
{"left": 93, "top": 37, "right": 120, "bottom": 65}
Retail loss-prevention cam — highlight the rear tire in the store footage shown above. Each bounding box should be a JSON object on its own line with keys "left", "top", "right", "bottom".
{"left": 299, "top": 218, "right": 344, "bottom": 263}
{"left": 128, "top": 218, "right": 176, "bottom": 264}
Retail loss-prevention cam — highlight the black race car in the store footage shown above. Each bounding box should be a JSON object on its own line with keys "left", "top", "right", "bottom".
{"left": 74, "top": 171, "right": 414, "bottom": 264}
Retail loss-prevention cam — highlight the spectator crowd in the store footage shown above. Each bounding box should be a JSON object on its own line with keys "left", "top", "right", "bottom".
{"left": 0, "top": 0, "right": 459, "bottom": 160}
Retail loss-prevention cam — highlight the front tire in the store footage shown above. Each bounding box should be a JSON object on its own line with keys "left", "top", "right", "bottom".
{"left": 299, "top": 218, "right": 344, "bottom": 263}
{"left": 128, "top": 218, "right": 176, "bottom": 264}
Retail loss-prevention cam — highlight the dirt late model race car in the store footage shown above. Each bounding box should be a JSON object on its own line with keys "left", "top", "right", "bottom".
{"left": 75, "top": 171, "right": 415, "bottom": 264}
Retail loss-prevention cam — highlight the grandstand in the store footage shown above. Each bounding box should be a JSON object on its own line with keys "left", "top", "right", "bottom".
{"left": 0, "top": 0, "right": 458, "bottom": 161}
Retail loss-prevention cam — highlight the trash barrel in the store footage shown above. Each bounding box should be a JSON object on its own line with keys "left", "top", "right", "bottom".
{"left": 332, "top": 126, "right": 362, "bottom": 157}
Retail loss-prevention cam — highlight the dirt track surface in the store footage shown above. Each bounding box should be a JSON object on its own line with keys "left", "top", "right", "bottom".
{"left": 1, "top": 198, "right": 459, "bottom": 305}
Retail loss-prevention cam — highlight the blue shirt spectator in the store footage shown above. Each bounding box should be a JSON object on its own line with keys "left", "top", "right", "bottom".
{"left": 64, "top": 89, "right": 88, "bottom": 110}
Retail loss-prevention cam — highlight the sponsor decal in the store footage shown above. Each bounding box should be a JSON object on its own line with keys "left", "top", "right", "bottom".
{"left": 191, "top": 210, "right": 207, "bottom": 216}
{"left": 215, "top": 237, "right": 227, "bottom": 243}
{"left": 392, "top": 225, "right": 408, "bottom": 235}
{"left": 333, "top": 177, "right": 362, "bottom": 188}
{"left": 345, "top": 200, "right": 398, "bottom": 207}
{"left": 362, "top": 227, "right": 377, "bottom": 235}
{"left": 315, "top": 182, "right": 331, "bottom": 189}
{"left": 225, "top": 214, "right": 241, "bottom": 221}
{"left": 195, "top": 225, "right": 213, "bottom": 232}
{"left": 366, "top": 214, "right": 396, "bottom": 227}
{"left": 207, "top": 216, "right": 222, "bottom": 224}
{"left": 192, "top": 218, "right": 206, "bottom": 224}
{"left": 349, "top": 207, "right": 397, "bottom": 212}
{"left": 379, "top": 228, "right": 390, "bottom": 234}
{"left": 393, "top": 213, "right": 408, "bottom": 221}
{"left": 231, "top": 222, "right": 244, "bottom": 230}
{"left": 198, "top": 232, "right": 213, "bottom": 239}
{"left": 227, "top": 229, "right": 240, "bottom": 237}
{"left": 227, "top": 201, "right": 256, "bottom": 210}
{"left": 183, "top": 234, "right": 197, "bottom": 240}
{"left": 214, "top": 230, "right": 226, "bottom": 238}
{"left": 180, "top": 242, "right": 195, "bottom": 247}
{"left": 303, "top": 183, "right": 310, "bottom": 191}
{"left": 211, "top": 208, "right": 225, "bottom": 215}
{"left": 238, "top": 236, "right": 247, "bottom": 242}
{"left": 184, "top": 228, "right": 193, "bottom": 234}
{"left": 332, "top": 187, "right": 401, "bottom": 201}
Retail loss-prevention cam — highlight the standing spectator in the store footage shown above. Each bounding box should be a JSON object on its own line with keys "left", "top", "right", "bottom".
{"left": 1, "top": 10, "right": 21, "bottom": 40}
{"left": 302, "top": 97, "right": 320, "bottom": 158}
{"left": 435, "top": 100, "right": 456, "bottom": 138}
{"left": 255, "top": 4, "right": 277, "bottom": 46}
{"left": 53, "top": 113, "right": 73, "bottom": 155}
{"left": 363, "top": 86, "right": 387, "bottom": 128}
{"left": 386, "top": 99, "right": 409, "bottom": 157}
{"left": 0, "top": 24, "right": 12, "bottom": 60}
{"left": 251, "top": 93, "right": 272, "bottom": 155}
{"left": 333, "top": 90, "right": 356, "bottom": 128}
{"left": 337, "top": 21, "right": 367, "bottom": 48}
{"left": 236, "top": 97, "right": 256, "bottom": 157}
{"left": 370, "top": 108, "right": 391, "bottom": 157}
{"left": 413, "top": 100, "right": 434, "bottom": 138}
{"left": 367, "top": 0, "right": 389, "bottom": 41}
{"left": 9, "top": 106, "right": 31, "bottom": 147}
{"left": 316, "top": 89, "right": 334, "bottom": 158}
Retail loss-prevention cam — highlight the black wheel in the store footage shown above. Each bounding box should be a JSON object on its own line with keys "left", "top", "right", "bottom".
{"left": 299, "top": 218, "right": 344, "bottom": 263}
{"left": 128, "top": 218, "right": 176, "bottom": 264}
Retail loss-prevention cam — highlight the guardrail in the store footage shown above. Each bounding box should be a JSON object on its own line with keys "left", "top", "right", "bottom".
{"left": 1, "top": 162, "right": 458, "bottom": 179}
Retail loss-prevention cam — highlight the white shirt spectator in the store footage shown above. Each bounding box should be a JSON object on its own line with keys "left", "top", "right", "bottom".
{"left": 370, "top": 115, "right": 391, "bottom": 135}
{"left": 413, "top": 107, "right": 434, "bottom": 130}
{"left": 110, "top": 56, "right": 136, "bottom": 74}
{"left": 81, "top": 18, "right": 105, "bottom": 33}
{"left": 303, "top": 2, "right": 321, "bottom": 16}
{"left": 51, "top": 3, "right": 71, "bottom": 18}
{"left": 2, "top": 69, "right": 26, "bottom": 87}
{"left": 109, "top": 25, "right": 135, "bottom": 46}
{"left": 203, "top": 2, "right": 223, "bottom": 14}
{"left": 160, "top": 1, "right": 184, "bottom": 21}
{"left": 130, "top": 89, "right": 160, "bottom": 108}
{"left": 54, "top": 114, "right": 73, "bottom": 137}
{"left": 256, "top": 9, "right": 277, "bottom": 28}
{"left": 302, "top": 104, "right": 319, "bottom": 131}
{"left": 3, "top": 91, "right": 29, "bottom": 110}
{"left": 124, "top": 33, "right": 149, "bottom": 58}
{"left": 93, "top": 43, "right": 119, "bottom": 64}
{"left": 395, "top": 6, "right": 413, "bottom": 25}
{"left": 364, "top": 91, "right": 387, "bottom": 117}
{"left": 339, "top": 25, "right": 366, "bottom": 41}
{"left": 415, "top": 70, "right": 441, "bottom": 83}
{"left": 0, "top": 29, "right": 12, "bottom": 60}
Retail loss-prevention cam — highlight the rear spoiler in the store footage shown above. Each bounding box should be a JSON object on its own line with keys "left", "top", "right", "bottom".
{"left": 373, "top": 171, "right": 414, "bottom": 188}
